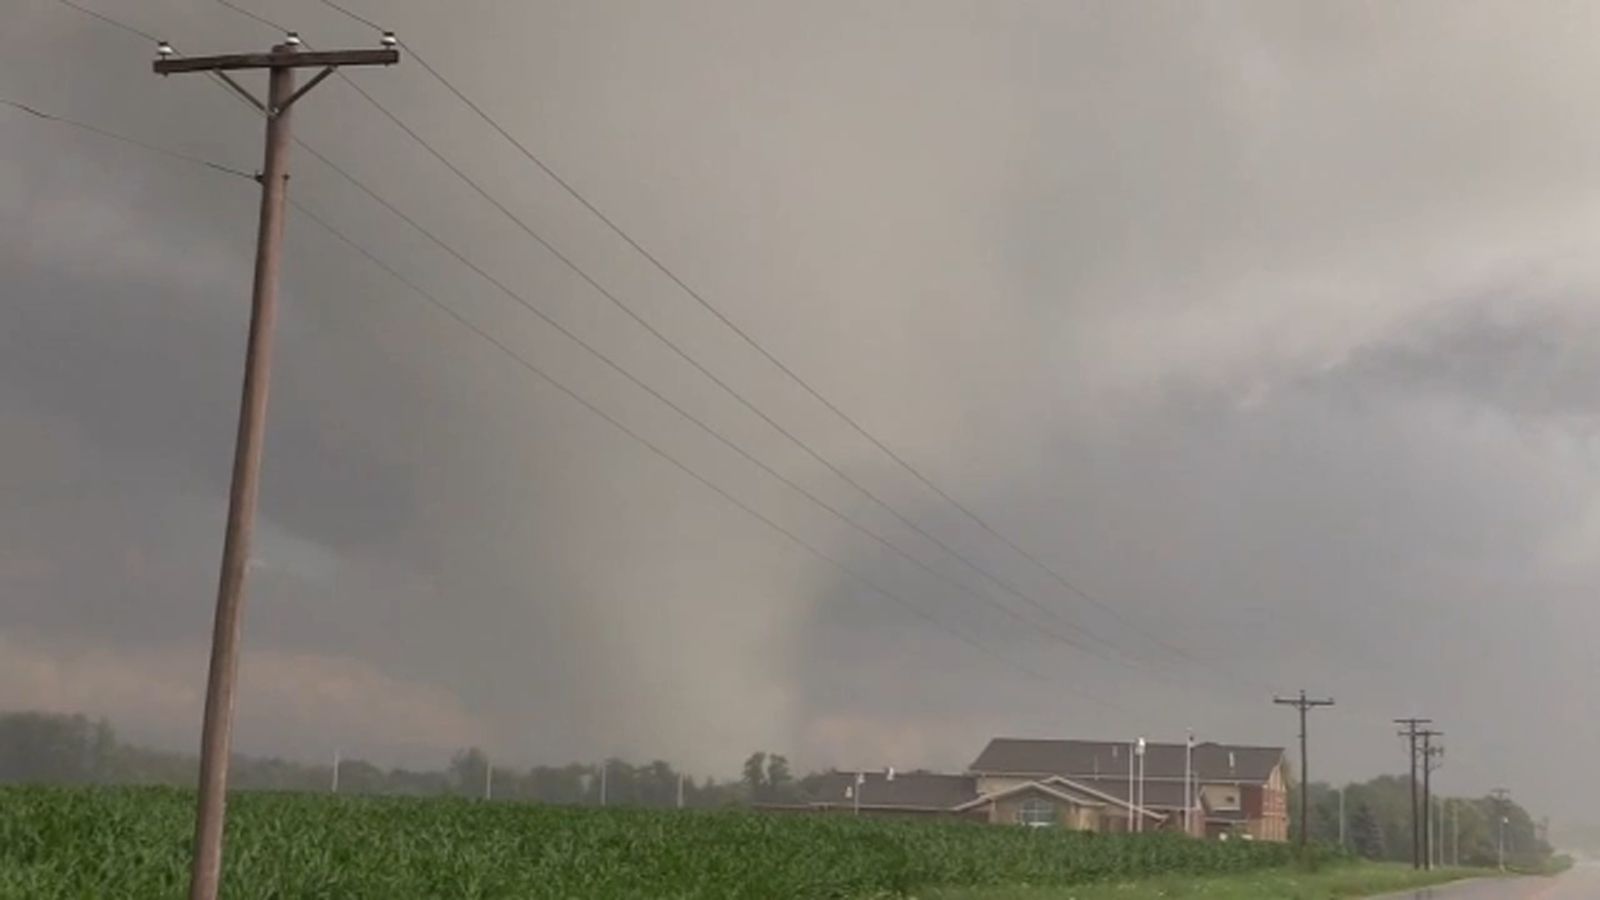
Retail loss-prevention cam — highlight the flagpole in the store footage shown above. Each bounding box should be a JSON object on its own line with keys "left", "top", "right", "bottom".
{"left": 1184, "top": 731, "right": 1194, "bottom": 835}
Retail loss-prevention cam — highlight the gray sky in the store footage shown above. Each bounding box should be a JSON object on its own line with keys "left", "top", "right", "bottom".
{"left": 6, "top": 0, "right": 1600, "bottom": 821}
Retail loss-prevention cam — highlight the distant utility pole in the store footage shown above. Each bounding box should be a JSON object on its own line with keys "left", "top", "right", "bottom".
{"left": 152, "top": 35, "right": 399, "bottom": 900}
{"left": 1451, "top": 799, "right": 1459, "bottom": 868}
{"left": 676, "top": 772, "right": 685, "bottom": 810}
{"left": 331, "top": 749, "right": 340, "bottom": 794}
{"left": 1491, "top": 788, "right": 1511, "bottom": 871}
{"left": 1420, "top": 731, "right": 1443, "bottom": 871}
{"left": 1338, "top": 787, "right": 1346, "bottom": 849}
{"left": 1274, "top": 690, "right": 1334, "bottom": 851}
{"left": 1441, "top": 798, "right": 1449, "bottom": 868}
{"left": 484, "top": 754, "right": 493, "bottom": 801}
{"left": 1394, "top": 717, "right": 1432, "bottom": 869}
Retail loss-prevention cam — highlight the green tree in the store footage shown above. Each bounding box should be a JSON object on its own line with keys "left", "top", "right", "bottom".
{"left": 742, "top": 752, "right": 767, "bottom": 800}
{"left": 449, "top": 748, "right": 490, "bottom": 798}
{"left": 765, "top": 754, "right": 795, "bottom": 802}
{"left": 1349, "top": 802, "right": 1385, "bottom": 858}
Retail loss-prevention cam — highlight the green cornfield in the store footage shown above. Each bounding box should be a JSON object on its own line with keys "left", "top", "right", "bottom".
{"left": 0, "top": 786, "right": 1321, "bottom": 898}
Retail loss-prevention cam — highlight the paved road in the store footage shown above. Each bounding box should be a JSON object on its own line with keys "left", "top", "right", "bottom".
{"left": 1372, "top": 863, "right": 1600, "bottom": 899}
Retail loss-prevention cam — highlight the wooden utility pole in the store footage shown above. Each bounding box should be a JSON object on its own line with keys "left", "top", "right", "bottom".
{"left": 1274, "top": 690, "right": 1334, "bottom": 850}
{"left": 1394, "top": 717, "right": 1431, "bottom": 869}
{"left": 153, "top": 36, "right": 398, "bottom": 900}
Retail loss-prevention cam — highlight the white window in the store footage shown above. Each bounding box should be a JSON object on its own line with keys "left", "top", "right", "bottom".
{"left": 1016, "top": 797, "right": 1058, "bottom": 827}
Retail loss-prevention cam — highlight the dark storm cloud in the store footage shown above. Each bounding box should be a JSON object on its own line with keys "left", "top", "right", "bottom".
{"left": 8, "top": 0, "right": 1600, "bottom": 820}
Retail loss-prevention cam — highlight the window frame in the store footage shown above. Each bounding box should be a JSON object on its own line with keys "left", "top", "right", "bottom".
{"left": 1015, "top": 796, "right": 1059, "bottom": 827}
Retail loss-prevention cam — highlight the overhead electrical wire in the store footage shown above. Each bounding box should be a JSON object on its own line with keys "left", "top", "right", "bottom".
{"left": 187, "top": 0, "right": 1257, "bottom": 700}
{"left": 208, "top": 0, "right": 1260, "bottom": 696}
{"left": 283, "top": 197, "right": 1083, "bottom": 697}
{"left": 312, "top": 0, "right": 1266, "bottom": 691}
{"left": 56, "top": 0, "right": 1263, "bottom": 707}
{"left": 54, "top": 0, "right": 162, "bottom": 42}
{"left": 193, "top": 2, "right": 1147, "bottom": 670}
{"left": 0, "top": 99, "right": 254, "bottom": 180}
{"left": 3, "top": 64, "right": 1100, "bottom": 706}
{"left": 285, "top": 136, "right": 1136, "bottom": 670}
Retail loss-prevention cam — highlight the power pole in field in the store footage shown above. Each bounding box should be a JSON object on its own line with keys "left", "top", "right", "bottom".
{"left": 1451, "top": 799, "right": 1459, "bottom": 867}
{"left": 1420, "top": 731, "right": 1443, "bottom": 870}
{"left": 1394, "top": 717, "right": 1432, "bottom": 869}
{"left": 1274, "top": 690, "right": 1334, "bottom": 851}
{"left": 1337, "top": 786, "right": 1345, "bottom": 849}
{"left": 152, "top": 36, "right": 399, "bottom": 900}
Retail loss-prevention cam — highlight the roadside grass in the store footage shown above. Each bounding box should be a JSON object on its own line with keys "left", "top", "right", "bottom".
{"left": 921, "top": 862, "right": 1498, "bottom": 900}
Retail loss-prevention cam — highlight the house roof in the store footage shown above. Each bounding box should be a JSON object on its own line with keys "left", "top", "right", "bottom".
{"left": 954, "top": 776, "right": 1168, "bottom": 822}
{"left": 807, "top": 771, "right": 978, "bottom": 810}
{"left": 1063, "top": 775, "right": 1197, "bottom": 811}
{"left": 969, "top": 739, "right": 1284, "bottom": 784}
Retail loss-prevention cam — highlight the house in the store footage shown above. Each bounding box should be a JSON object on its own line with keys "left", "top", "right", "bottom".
{"left": 968, "top": 738, "right": 1288, "bottom": 841}
{"left": 789, "top": 769, "right": 1173, "bottom": 832}
{"left": 951, "top": 773, "right": 1176, "bottom": 832}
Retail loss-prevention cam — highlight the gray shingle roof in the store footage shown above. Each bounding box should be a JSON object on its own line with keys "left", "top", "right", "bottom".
{"left": 969, "top": 739, "right": 1284, "bottom": 784}
{"left": 1063, "top": 775, "right": 1197, "bottom": 810}
{"left": 807, "top": 771, "right": 978, "bottom": 809}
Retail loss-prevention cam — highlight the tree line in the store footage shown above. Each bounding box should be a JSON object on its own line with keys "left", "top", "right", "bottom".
{"left": 1292, "top": 775, "right": 1553, "bottom": 868}
{"left": 0, "top": 708, "right": 1560, "bottom": 867}
{"left": 0, "top": 710, "right": 824, "bottom": 808}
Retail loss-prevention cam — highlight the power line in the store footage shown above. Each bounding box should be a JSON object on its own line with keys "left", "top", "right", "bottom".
{"left": 325, "top": 6, "right": 1131, "bottom": 653}
{"left": 54, "top": 0, "right": 161, "bottom": 42}
{"left": 319, "top": 0, "right": 382, "bottom": 32}
{"left": 56, "top": 0, "right": 1091, "bottom": 694}
{"left": 317, "top": 6, "right": 1273, "bottom": 702}
{"left": 312, "top": 30, "right": 1194, "bottom": 677}
{"left": 196, "top": 0, "right": 1125, "bottom": 667}
{"left": 289, "top": 198, "right": 1073, "bottom": 694}
{"left": 71, "top": 0, "right": 1224, "bottom": 706}
{"left": 314, "top": 0, "right": 1263, "bottom": 690}
{"left": 53, "top": 2, "right": 268, "bottom": 122}
{"left": 211, "top": 0, "right": 284, "bottom": 33}
{"left": 0, "top": 77, "right": 1075, "bottom": 708}
{"left": 285, "top": 134, "right": 1131, "bottom": 670}
{"left": 185, "top": 0, "right": 1160, "bottom": 678}
{"left": 0, "top": 99, "right": 254, "bottom": 180}
{"left": 178, "top": 0, "right": 1252, "bottom": 702}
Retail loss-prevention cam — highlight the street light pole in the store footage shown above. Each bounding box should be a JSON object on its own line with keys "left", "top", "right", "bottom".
{"left": 1127, "top": 742, "right": 1135, "bottom": 833}
{"left": 1136, "top": 737, "right": 1147, "bottom": 834}
{"left": 1184, "top": 731, "right": 1195, "bottom": 836}
{"left": 1499, "top": 816, "right": 1508, "bottom": 871}
{"left": 1491, "top": 788, "right": 1511, "bottom": 872}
